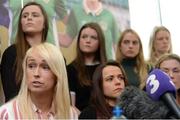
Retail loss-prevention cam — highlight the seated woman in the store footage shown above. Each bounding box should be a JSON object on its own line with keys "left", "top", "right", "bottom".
{"left": 155, "top": 53, "right": 180, "bottom": 105}
{"left": 0, "top": 43, "right": 78, "bottom": 119}
{"left": 79, "top": 60, "right": 128, "bottom": 119}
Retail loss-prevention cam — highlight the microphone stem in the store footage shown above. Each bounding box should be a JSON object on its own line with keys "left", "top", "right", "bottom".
{"left": 161, "top": 93, "right": 180, "bottom": 118}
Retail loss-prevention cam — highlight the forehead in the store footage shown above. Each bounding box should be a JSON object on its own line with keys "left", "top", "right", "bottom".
{"left": 82, "top": 27, "right": 97, "bottom": 34}
{"left": 156, "top": 30, "right": 169, "bottom": 35}
{"left": 26, "top": 50, "right": 44, "bottom": 61}
{"left": 22, "top": 5, "right": 42, "bottom": 14}
{"left": 122, "top": 32, "right": 139, "bottom": 41}
{"left": 160, "top": 59, "right": 180, "bottom": 68}
{"left": 103, "top": 65, "right": 122, "bottom": 75}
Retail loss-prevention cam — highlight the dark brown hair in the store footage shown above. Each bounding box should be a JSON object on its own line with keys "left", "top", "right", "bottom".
{"left": 74, "top": 22, "right": 107, "bottom": 86}
{"left": 90, "top": 60, "right": 128, "bottom": 118}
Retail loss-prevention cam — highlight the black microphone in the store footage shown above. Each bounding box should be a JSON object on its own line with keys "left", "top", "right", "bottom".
{"left": 146, "top": 69, "right": 180, "bottom": 118}
{"left": 117, "top": 86, "right": 172, "bottom": 119}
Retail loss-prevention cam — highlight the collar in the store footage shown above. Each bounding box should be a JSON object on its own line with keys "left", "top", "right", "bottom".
{"left": 32, "top": 102, "right": 55, "bottom": 117}
{"left": 83, "top": 0, "right": 103, "bottom": 16}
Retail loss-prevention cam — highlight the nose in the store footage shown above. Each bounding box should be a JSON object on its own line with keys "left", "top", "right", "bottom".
{"left": 167, "top": 71, "right": 174, "bottom": 80}
{"left": 86, "top": 37, "right": 91, "bottom": 43}
{"left": 34, "top": 67, "right": 40, "bottom": 78}
{"left": 128, "top": 42, "right": 133, "bottom": 48}
{"left": 27, "top": 14, "right": 32, "bottom": 20}
{"left": 114, "top": 77, "right": 121, "bottom": 85}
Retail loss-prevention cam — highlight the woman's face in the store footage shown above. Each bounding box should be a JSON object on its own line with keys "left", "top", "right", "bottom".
{"left": 154, "top": 30, "right": 171, "bottom": 54}
{"left": 26, "top": 50, "right": 56, "bottom": 94}
{"left": 21, "top": 5, "right": 44, "bottom": 35}
{"left": 102, "top": 65, "right": 125, "bottom": 105}
{"left": 120, "top": 32, "right": 140, "bottom": 58}
{"left": 79, "top": 27, "right": 99, "bottom": 55}
{"left": 160, "top": 59, "right": 180, "bottom": 89}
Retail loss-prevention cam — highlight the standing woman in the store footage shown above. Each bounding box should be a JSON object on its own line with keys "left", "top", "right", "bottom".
{"left": 79, "top": 60, "right": 128, "bottom": 119}
{"left": 148, "top": 26, "right": 172, "bottom": 66}
{"left": 155, "top": 54, "right": 180, "bottom": 105}
{"left": 1, "top": 2, "right": 49, "bottom": 102}
{"left": 67, "top": 22, "right": 107, "bottom": 112}
{"left": 116, "top": 29, "right": 149, "bottom": 89}
{"left": 0, "top": 43, "right": 78, "bottom": 119}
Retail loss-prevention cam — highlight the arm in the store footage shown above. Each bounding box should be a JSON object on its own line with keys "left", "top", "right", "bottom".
{"left": 1, "top": 45, "right": 18, "bottom": 102}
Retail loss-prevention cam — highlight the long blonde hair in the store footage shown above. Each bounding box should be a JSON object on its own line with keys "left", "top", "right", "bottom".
{"left": 148, "top": 26, "right": 172, "bottom": 66}
{"left": 116, "top": 29, "right": 148, "bottom": 89}
{"left": 17, "top": 43, "right": 71, "bottom": 119}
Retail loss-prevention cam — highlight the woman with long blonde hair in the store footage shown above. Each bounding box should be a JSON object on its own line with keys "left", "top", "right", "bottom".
{"left": 148, "top": 26, "right": 172, "bottom": 66}
{"left": 116, "top": 28, "right": 149, "bottom": 89}
{"left": 0, "top": 43, "right": 78, "bottom": 119}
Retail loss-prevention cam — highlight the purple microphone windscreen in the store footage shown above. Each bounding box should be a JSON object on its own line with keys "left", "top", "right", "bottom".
{"left": 146, "top": 69, "right": 176, "bottom": 100}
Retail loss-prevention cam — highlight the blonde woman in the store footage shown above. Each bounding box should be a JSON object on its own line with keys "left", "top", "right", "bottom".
{"left": 155, "top": 53, "right": 180, "bottom": 105}
{"left": 0, "top": 43, "right": 78, "bottom": 119}
{"left": 148, "top": 26, "right": 172, "bottom": 66}
{"left": 116, "top": 28, "right": 149, "bottom": 89}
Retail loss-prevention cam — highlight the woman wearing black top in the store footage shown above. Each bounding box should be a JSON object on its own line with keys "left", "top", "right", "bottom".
{"left": 66, "top": 22, "right": 107, "bottom": 112}
{"left": 1, "top": 2, "right": 49, "bottom": 102}
{"left": 79, "top": 60, "right": 128, "bottom": 119}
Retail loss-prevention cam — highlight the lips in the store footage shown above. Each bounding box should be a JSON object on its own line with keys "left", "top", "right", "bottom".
{"left": 32, "top": 81, "right": 43, "bottom": 87}
{"left": 26, "top": 23, "right": 34, "bottom": 26}
{"left": 114, "top": 88, "right": 123, "bottom": 92}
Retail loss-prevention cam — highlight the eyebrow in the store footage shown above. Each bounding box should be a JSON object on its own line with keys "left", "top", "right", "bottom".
{"left": 104, "top": 73, "right": 123, "bottom": 78}
{"left": 26, "top": 57, "right": 46, "bottom": 63}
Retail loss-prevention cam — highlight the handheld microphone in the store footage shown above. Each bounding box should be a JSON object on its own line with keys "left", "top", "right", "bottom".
{"left": 146, "top": 69, "right": 180, "bottom": 118}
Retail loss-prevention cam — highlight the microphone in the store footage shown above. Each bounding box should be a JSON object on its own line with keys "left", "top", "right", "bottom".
{"left": 117, "top": 86, "right": 172, "bottom": 119}
{"left": 146, "top": 69, "right": 180, "bottom": 118}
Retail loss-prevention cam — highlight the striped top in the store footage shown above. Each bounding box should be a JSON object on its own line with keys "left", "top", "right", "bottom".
{"left": 0, "top": 100, "right": 21, "bottom": 119}
{"left": 0, "top": 100, "right": 78, "bottom": 119}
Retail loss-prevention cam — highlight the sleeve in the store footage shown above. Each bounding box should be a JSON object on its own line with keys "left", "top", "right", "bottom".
{"left": 69, "top": 106, "right": 79, "bottom": 119}
{"left": 79, "top": 106, "right": 96, "bottom": 119}
{"left": 0, "top": 108, "right": 8, "bottom": 119}
{"left": 66, "top": 64, "right": 76, "bottom": 92}
{"left": 1, "top": 45, "right": 17, "bottom": 102}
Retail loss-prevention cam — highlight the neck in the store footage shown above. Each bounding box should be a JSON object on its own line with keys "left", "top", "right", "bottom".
{"left": 25, "top": 33, "right": 43, "bottom": 46}
{"left": 30, "top": 92, "right": 53, "bottom": 113}
{"left": 85, "top": 0, "right": 100, "bottom": 11}
{"left": 106, "top": 98, "right": 116, "bottom": 107}
{"left": 84, "top": 54, "right": 96, "bottom": 65}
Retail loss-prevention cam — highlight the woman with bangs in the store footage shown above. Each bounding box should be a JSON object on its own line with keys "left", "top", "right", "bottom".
{"left": 0, "top": 43, "right": 78, "bottom": 119}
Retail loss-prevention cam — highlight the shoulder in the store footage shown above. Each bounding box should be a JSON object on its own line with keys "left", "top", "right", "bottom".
{"left": 0, "top": 100, "right": 17, "bottom": 119}
{"left": 67, "top": 61, "right": 76, "bottom": 71}
{"left": 1, "top": 44, "right": 16, "bottom": 58}
{"left": 79, "top": 105, "right": 96, "bottom": 119}
{"left": 70, "top": 106, "right": 79, "bottom": 119}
